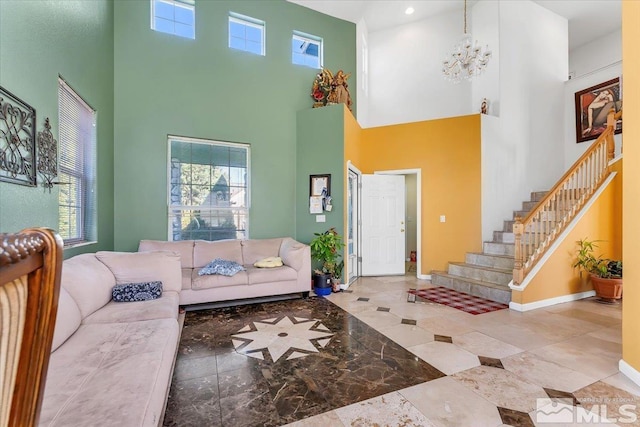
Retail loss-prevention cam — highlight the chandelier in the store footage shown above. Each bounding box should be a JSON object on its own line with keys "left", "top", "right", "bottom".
{"left": 442, "top": 0, "right": 492, "bottom": 82}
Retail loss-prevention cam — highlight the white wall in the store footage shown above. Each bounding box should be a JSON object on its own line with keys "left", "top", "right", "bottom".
{"left": 481, "top": 1, "right": 568, "bottom": 241}
{"left": 564, "top": 31, "right": 622, "bottom": 169}
{"left": 367, "top": 9, "right": 472, "bottom": 127}
{"left": 356, "top": 18, "right": 370, "bottom": 127}
{"left": 471, "top": 0, "right": 500, "bottom": 117}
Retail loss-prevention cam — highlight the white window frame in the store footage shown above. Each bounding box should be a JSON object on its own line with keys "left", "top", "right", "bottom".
{"left": 167, "top": 135, "right": 251, "bottom": 242}
{"left": 292, "top": 31, "right": 323, "bottom": 69}
{"left": 228, "top": 12, "right": 266, "bottom": 56}
{"left": 57, "top": 77, "right": 97, "bottom": 247}
{"left": 150, "top": 0, "right": 195, "bottom": 40}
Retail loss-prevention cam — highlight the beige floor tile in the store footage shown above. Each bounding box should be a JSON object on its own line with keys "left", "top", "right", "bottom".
{"left": 502, "top": 352, "right": 597, "bottom": 392}
{"left": 335, "top": 391, "right": 436, "bottom": 427}
{"left": 574, "top": 381, "right": 640, "bottom": 426}
{"left": 377, "top": 323, "right": 434, "bottom": 348}
{"left": 352, "top": 309, "right": 402, "bottom": 330}
{"left": 399, "top": 376, "right": 502, "bottom": 427}
{"left": 552, "top": 308, "right": 621, "bottom": 328}
{"left": 452, "top": 365, "right": 547, "bottom": 413}
{"left": 327, "top": 297, "right": 377, "bottom": 314}
{"left": 453, "top": 331, "right": 524, "bottom": 359}
{"left": 408, "top": 341, "right": 479, "bottom": 375}
{"left": 281, "top": 410, "right": 345, "bottom": 427}
{"left": 603, "top": 373, "right": 640, "bottom": 398}
{"left": 417, "top": 313, "right": 475, "bottom": 337}
{"left": 473, "top": 323, "right": 557, "bottom": 351}
{"left": 529, "top": 399, "right": 615, "bottom": 426}
{"left": 386, "top": 301, "right": 456, "bottom": 320}
{"left": 586, "top": 326, "right": 622, "bottom": 344}
{"left": 531, "top": 336, "right": 621, "bottom": 381}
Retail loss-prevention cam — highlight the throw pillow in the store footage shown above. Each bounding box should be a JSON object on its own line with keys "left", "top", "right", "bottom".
{"left": 198, "top": 258, "right": 245, "bottom": 276}
{"left": 112, "top": 281, "right": 163, "bottom": 302}
{"left": 254, "top": 256, "right": 284, "bottom": 268}
{"left": 96, "top": 251, "right": 182, "bottom": 293}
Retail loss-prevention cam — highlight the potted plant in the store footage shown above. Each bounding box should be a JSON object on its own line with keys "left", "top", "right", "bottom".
{"left": 574, "top": 238, "right": 623, "bottom": 303}
{"left": 310, "top": 228, "right": 345, "bottom": 295}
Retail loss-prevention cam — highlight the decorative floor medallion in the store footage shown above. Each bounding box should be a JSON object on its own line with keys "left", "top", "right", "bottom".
{"left": 231, "top": 315, "right": 334, "bottom": 362}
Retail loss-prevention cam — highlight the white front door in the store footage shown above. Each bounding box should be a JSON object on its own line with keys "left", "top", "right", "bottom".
{"left": 361, "top": 174, "right": 406, "bottom": 276}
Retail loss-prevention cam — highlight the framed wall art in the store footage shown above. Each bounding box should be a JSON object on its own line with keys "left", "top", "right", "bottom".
{"left": 575, "top": 77, "right": 622, "bottom": 144}
{"left": 310, "top": 174, "right": 331, "bottom": 198}
{"left": 0, "top": 86, "right": 37, "bottom": 186}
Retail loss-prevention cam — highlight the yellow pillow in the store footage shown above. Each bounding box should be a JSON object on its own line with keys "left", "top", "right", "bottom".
{"left": 254, "top": 256, "right": 283, "bottom": 268}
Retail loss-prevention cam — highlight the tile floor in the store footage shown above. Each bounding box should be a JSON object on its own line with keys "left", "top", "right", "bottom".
{"left": 163, "top": 275, "right": 640, "bottom": 427}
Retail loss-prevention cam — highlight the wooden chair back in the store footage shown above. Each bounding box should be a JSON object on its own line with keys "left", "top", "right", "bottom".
{"left": 0, "top": 228, "right": 63, "bottom": 427}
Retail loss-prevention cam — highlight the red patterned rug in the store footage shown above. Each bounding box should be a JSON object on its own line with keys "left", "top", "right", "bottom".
{"left": 409, "top": 287, "right": 508, "bottom": 315}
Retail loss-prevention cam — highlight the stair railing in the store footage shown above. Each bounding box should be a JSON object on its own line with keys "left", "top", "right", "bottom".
{"left": 512, "top": 108, "right": 621, "bottom": 285}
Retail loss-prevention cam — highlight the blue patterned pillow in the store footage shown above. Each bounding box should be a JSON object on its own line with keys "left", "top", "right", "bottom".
{"left": 112, "top": 281, "right": 163, "bottom": 302}
{"left": 198, "top": 258, "right": 245, "bottom": 276}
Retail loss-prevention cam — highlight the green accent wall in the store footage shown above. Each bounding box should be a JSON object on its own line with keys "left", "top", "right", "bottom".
{"left": 0, "top": 0, "right": 115, "bottom": 258}
{"left": 113, "top": 0, "right": 356, "bottom": 251}
{"left": 295, "top": 105, "right": 346, "bottom": 245}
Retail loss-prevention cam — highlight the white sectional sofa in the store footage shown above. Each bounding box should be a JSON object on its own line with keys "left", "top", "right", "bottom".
{"left": 40, "top": 237, "right": 310, "bottom": 426}
{"left": 138, "top": 237, "right": 311, "bottom": 306}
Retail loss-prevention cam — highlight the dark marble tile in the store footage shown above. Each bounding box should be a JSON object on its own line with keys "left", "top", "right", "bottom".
{"left": 478, "top": 356, "right": 504, "bottom": 369}
{"left": 544, "top": 387, "right": 580, "bottom": 406}
{"left": 357, "top": 297, "right": 370, "bottom": 302}
{"left": 401, "top": 318, "right": 417, "bottom": 325}
{"left": 163, "top": 374, "right": 221, "bottom": 427}
{"left": 164, "top": 297, "right": 444, "bottom": 426}
{"left": 173, "top": 354, "right": 217, "bottom": 382}
{"left": 377, "top": 306, "right": 390, "bottom": 312}
{"left": 343, "top": 290, "right": 353, "bottom": 293}
{"left": 497, "top": 407, "right": 535, "bottom": 427}
{"left": 434, "top": 334, "right": 453, "bottom": 343}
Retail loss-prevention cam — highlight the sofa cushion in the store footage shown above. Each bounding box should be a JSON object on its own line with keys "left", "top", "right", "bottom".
{"left": 40, "top": 319, "right": 179, "bottom": 427}
{"left": 246, "top": 265, "right": 297, "bottom": 285}
{"left": 51, "top": 287, "right": 82, "bottom": 352}
{"left": 112, "top": 281, "right": 163, "bottom": 302}
{"left": 96, "top": 251, "right": 182, "bottom": 293}
{"left": 61, "top": 253, "right": 116, "bottom": 319}
{"left": 193, "top": 240, "right": 243, "bottom": 268}
{"left": 138, "top": 240, "right": 194, "bottom": 269}
{"left": 181, "top": 268, "right": 192, "bottom": 290}
{"left": 83, "top": 292, "right": 180, "bottom": 324}
{"left": 198, "top": 258, "right": 245, "bottom": 276}
{"left": 280, "top": 237, "right": 308, "bottom": 271}
{"left": 191, "top": 269, "right": 248, "bottom": 290}
{"left": 241, "top": 238, "right": 282, "bottom": 265}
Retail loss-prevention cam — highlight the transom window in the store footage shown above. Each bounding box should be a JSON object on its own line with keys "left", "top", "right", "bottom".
{"left": 151, "top": 0, "right": 195, "bottom": 39}
{"left": 168, "top": 136, "right": 250, "bottom": 241}
{"left": 229, "top": 12, "right": 265, "bottom": 56}
{"left": 58, "top": 78, "right": 97, "bottom": 246}
{"left": 292, "top": 31, "right": 322, "bottom": 68}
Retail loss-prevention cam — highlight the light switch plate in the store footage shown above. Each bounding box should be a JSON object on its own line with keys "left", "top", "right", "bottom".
{"left": 440, "top": 215, "right": 446, "bottom": 223}
{"left": 316, "top": 215, "right": 326, "bottom": 223}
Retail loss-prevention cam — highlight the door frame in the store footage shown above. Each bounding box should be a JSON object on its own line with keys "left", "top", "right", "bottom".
{"left": 347, "top": 161, "right": 362, "bottom": 284}
{"left": 374, "top": 168, "right": 426, "bottom": 279}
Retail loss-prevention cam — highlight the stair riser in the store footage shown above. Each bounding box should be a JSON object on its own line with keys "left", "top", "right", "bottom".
{"left": 431, "top": 274, "right": 511, "bottom": 305}
{"left": 483, "top": 242, "right": 515, "bottom": 256}
{"left": 465, "top": 253, "right": 515, "bottom": 269}
{"left": 530, "top": 191, "right": 547, "bottom": 202}
{"left": 448, "top": 264, "right": 512, "bottom": 286}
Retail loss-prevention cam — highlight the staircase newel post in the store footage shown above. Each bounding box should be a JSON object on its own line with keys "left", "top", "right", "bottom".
{"left": 606, "top": 108, "right": 616, "bottom": 162}
{"left": 513, "top": 216, "right": 524, "bottom": 285}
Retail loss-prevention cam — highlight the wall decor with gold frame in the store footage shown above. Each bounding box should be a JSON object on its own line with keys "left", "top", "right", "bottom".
{"left": 0, "top": 86, "right": 36, "bottom": 186}
{"left": 37, "top": 117, "right": 57, "bottom": 191}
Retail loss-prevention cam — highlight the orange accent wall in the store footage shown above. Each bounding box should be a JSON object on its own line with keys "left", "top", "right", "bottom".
{"left": 511, "top": 160, "right": 622, "bottom": 304}
{"left": 622, "top": 0, "right": 640, "bottom": 373}
{"left": 355, "top": 115, "right": 482, "bottom": 274}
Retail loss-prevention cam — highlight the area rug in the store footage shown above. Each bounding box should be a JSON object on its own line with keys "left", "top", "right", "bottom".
{"left": 409, "top": 287, "right": 508, "bottom": 315}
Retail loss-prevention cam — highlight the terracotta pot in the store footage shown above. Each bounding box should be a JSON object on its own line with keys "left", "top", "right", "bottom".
{"left": 590, "top": 274, "right": 623, "bottom": 302}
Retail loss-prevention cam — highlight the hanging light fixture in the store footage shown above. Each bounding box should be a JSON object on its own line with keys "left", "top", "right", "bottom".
{"left": 442, "top": 0, "right": 492, "bottom": 82}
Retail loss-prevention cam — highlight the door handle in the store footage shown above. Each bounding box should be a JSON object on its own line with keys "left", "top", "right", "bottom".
{"left": 401, "top": 229, "right": 405, "bottom": 232}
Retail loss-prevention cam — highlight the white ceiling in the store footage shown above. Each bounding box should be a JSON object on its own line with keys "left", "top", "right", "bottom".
{"left": 288, "top": 0, "right": 621, "bottom": 50}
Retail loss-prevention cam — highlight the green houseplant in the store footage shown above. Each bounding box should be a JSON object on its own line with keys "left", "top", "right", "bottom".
{"left": 310, "top": 228, "right": 345, "bottom": 293}
{"left": 574, "top": 238, "right": 623, "bottom": 302}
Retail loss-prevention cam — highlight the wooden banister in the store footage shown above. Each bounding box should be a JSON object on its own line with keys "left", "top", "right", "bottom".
{"left": 512, "top": 108, "right": 621, "bottom": 284}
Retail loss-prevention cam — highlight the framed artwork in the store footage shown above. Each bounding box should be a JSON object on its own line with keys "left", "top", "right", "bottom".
{"left": 0, "top": 86, "right": 37, "bottom": 186}
{"left": 575, "top": 77, "right": 622, "bottom": 143}
{"left": 310, "top": 174, "right": 331, "bottom": 197}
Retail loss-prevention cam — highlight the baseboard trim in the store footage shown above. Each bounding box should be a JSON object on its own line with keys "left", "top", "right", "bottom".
{"left": 509, "top": 290, "right": 595, "bottom": 312}
{"left": 619, "top": 360, "right": 640, "bottom": 387}
{"left": 418, "top": 274, "right": 431, "bottom": 281}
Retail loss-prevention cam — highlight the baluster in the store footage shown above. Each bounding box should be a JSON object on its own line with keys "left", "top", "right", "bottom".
{"left": 513, "top": 217, "right": 524, "bottom": 284}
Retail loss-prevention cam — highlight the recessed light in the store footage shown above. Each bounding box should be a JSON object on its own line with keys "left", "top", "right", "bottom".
{"left": 405, "top": 7, "right": 415, "bottom": 15}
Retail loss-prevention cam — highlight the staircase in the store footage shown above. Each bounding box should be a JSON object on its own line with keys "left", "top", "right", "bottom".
{"left": 430, "top": 191, "right": 547, "bottom": 304}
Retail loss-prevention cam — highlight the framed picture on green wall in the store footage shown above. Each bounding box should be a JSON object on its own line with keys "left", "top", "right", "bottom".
{"left": 310, "top": 174, "right": 330, "bottom": 197}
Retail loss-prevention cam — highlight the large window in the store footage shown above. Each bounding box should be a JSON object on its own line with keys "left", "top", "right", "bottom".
{"left": 58, "top": 78, "right": 97, "bottom": 246}
{"left": 292, "top": 31, "right": 322, "bottom": 68}
{"left": 229, "top": 12, "right": 265, "bottom": 56}
{"left": 168, "top": 136, "right": 249, "bottom": 241}
{"left": 151, "top": 0, "right": 195, "bottom": 39}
